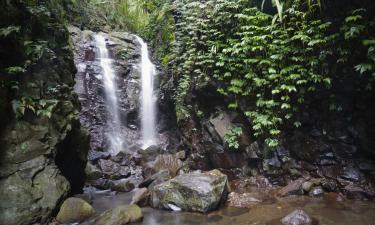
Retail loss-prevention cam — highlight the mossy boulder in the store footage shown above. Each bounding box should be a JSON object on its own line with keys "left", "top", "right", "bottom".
{"left": 150, "top": 169, "right": 228, "bottom": 213}
{"left": 94, "top": 204, "right": 142, "bottom": 225}
{"left": 56, "top": 197, "right": 95, "bottom": 223}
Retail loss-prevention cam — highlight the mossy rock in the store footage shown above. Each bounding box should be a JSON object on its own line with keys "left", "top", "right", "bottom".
{"left": 56, "top": 197, "right": 95, "bottom": 223}
{"left": 94, "top": 204, "right": 143, "bottom": 225}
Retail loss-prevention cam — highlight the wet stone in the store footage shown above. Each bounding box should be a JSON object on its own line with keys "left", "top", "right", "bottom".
{"left": 281, "top": 209, "right": 313, "bottom": 225}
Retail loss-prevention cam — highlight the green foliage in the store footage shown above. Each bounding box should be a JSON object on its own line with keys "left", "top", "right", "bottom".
{"left": 224, "top": 126, "right": 243, "bottom": 149}
{"left": 172, "top": 0, "right": 375, "bottom": 147}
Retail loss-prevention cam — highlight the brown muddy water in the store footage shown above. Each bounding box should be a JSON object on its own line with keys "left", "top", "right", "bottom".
{"left": 79, "top": 189, "right": 375, "bottom": 225}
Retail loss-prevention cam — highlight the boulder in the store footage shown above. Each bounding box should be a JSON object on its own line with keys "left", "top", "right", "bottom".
{"left": 98, "top": 159, "right": 130, "bottom": 179}
{"left": 94, "top": 204, "right": 142, "bottom": 225}
{"left": 150, "top": 169, "right": 228, "bottom": 213}
{"left": 56, "top": 197, "right": 95, "bottom": 223}
{"left": 131, "top": 188, "right": 150, "bottom": 207}
{"left": 281, "top": 210, "right": 313, "bottom": 225}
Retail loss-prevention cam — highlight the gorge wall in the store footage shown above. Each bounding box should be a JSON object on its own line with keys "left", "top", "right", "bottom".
{"left": 0, "top": 1, "right": 88, "bottom": 224}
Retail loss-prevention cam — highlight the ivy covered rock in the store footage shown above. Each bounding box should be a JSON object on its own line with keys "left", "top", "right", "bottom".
{"left": 150, "top": 169, "right": 228, "bottom": 213}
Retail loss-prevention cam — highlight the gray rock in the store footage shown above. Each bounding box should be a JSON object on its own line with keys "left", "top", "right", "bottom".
{"left": 302, "top": 181, "right": 314, "bottom": 193}
{"left": 150, "top": 169, "right": 228, "bottom": 212}
{"left": 281, "top": 209, "right": 313, "bottom": 225}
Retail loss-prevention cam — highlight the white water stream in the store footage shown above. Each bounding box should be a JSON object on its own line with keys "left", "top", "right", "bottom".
{"left": 135, "top": 36, "right": 157, "bottom": 149}
{"left": 95, "top": 34, "right": 123, "bottom": 155}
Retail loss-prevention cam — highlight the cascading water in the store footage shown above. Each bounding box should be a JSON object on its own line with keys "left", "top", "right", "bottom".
{"left": 95, "top": 34, "right": 123, "bottom": 155}
{"left": 135, "top": 36, "right": 157, "bottom": 149}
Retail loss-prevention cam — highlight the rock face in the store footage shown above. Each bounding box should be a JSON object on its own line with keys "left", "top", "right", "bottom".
{"left": 150, "top": 170, "right": 228, "bottom": 213}
{"left": 94, "top": 204, "right": 142, "bottom": 225}
{"left": 56, "top": 197, "right": 95, "bottom": 223}
{"left": 0, "top": 2, "right": 88, "bottom": 224}
{"left": 68, "top": 26, "right": 180, "bottom": 153}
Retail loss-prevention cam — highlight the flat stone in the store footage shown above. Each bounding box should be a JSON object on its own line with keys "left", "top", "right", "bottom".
{"left": 278, "top": 179, "right": 304, "bottom": 197}
{"left": 94, "top": 204, "right": 142, "bottom": 225}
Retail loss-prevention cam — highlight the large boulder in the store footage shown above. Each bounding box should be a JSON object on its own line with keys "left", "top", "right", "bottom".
{"left": 94, "top": 205, "right": 142, "bottom": 225}
{"left": 150, "top": 170, "right": 228, "bottom": 213}
{"left": 56, "top": 197, "right": 95, "bottom": 223}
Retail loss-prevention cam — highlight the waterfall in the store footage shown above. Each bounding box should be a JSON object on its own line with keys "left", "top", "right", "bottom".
{"left": 135, "top": 36, "right": 157, "bottom": 149}
{"left": 94, "top": 34, "right": 123, "bottom": 155}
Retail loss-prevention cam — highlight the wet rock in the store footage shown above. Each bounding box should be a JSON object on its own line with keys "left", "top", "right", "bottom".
{"left": 98, "top": 159, "right": 130, "bottom": 179}
{"left": 139, "top": 169, "right": 171, "bottom": 188}
{"left": 131, "top": 188, "right": 150, "bottom": 207}
{"left": 94, "top": 204, "right": 142, "bottom": 225}
{"left": 142, "top": 145, "right": 162, "bottom": 158}
{"left": 92, "top": 178, "right": 113, "bottom": 190}
{"left": 85, "top": 162, "right": 102, "bottom": 180}
{"left": 110, "top": 151, "right": 131, "bottom": 164}
{"left": 309, "top": 186, "right": 324, "bottom": 197}
{"left": 227, "top": 192, "right": 262, "bottom": 208}
{"left": 111, "top": 179, "right": 135, "bottom": 192}
{"left": 88, "top": 150, "right": 110, "bottom": 162}
{"left": 281, "top": 209, "right": 312, "bottom": 225}
{"left": 56, "top": 197, "right": 95, "bottom": 223}
{"left": 341, "top": 166, "right": 364, "bottom": 182}
{"left": 150, "top": 169, "right": 228, "bottom": 213}
{"left": 278, "top": 179, "right": 304, "bottom": 197}
{"left": 74, "top": 193, "right": 94, "bottom": 204}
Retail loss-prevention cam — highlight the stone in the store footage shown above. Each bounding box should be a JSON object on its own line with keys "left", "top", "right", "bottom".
{"left": 278, "top": 179, "right": 304, "bottom": 197}
{"left": 302, "top": 181, "right": 314, "bottom": 193}
{"left": 131, "top": 188, "right": 150, "bottom": 207}
{"left": 309, "top": 186, "right": 324, "bottom": 197}
{"left": 85, "top": 162, "right": 102, "bottom": 180}
{"left": 281, "top": 210, "right": 313, "bottom": 225}
{"left": 111, "top": 179, "right": 135, "bottom": 192}
{"left": 56, "top": 197, "right": 95, "bottom": 223}
{"left": 175, "top": 151, "right": 186, "bottom": 160}
{"left": 92, "top": 178, "right": 113, "bottom": 190}
{"left": 94, "top": 204, "right": 142, "bottom": 225}
{"left": 343, "top": 184, "right": 375, "bottom": 200}
{"left": 139, "top": 169, "right": 171, "bottom": 188}
{"left": 88, "top": 150, "right": 111, "bottom": 162}
{"left": 227, "top": 192, "right": 262, "bottom": 208}
{"left": 98, "top": 159, "right": 130, "bottom": 179}
{"left": 150, "top": 169, "right": 228, "bottom": 213}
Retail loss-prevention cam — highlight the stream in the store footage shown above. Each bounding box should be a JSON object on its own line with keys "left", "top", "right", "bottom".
{"left": 79, "top": 189, "right": 375, "bottom": 225}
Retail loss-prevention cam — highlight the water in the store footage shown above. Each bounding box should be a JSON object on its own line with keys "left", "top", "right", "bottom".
{"left": 135, "top": 36, "right": 157, "bottom": 149}
{"left": 81, "top": 191, "right": 375, "bottom": 225}
{"left": 94, "top": 34, "right": 124, "bottom": 155}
